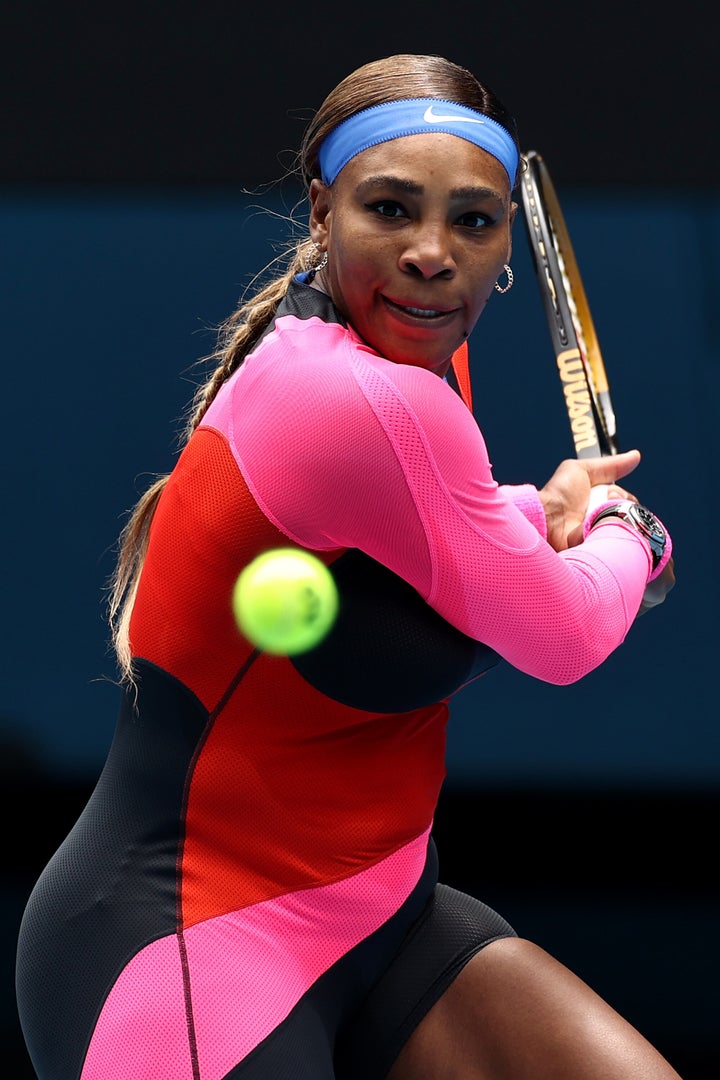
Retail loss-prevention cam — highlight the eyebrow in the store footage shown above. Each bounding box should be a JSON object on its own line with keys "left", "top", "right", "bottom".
{"left": 356, "top": 174, "right": 504, "bottom": 202}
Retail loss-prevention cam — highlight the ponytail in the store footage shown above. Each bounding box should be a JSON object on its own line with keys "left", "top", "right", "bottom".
{"left": 108, "top": 236, "right": 317, "bottom": 682}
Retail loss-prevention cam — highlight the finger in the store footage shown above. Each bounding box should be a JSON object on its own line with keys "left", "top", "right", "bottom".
{"left": 587, "top": 484, "right": 611, "bottom": 514}
{"left": 586, "top": 482, "right": 637, "bottom": 514}
{"left": 636, "top": 560, "right": 675, "bottom": 616}
{"left": 582, "top": 449, "right": 642, "bottom": 487}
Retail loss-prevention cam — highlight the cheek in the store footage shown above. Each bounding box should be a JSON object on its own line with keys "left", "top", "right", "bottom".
{"left": 333, "top": 227, "right": 380, "bottom": 276}
{"left": 470, "top": 265, "right": 499, "bottom": 306}
{"left": 465, "top": 294, "right": 490, "bottom": 334}
{"left": 332, "top": 237, "right": 381, "bottom": 306}
{"left": 475, "top": 255, "right": 507, "bottom": 300}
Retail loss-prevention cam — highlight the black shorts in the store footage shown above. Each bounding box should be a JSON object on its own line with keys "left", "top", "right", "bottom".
{"left": 227, "top": 843, "right": 517, "bottom": 1079}
{"left": 335, "top": 880, "right": 517, "bottom": 1078}
{"left": 19, "top": 832, "right": 515, "bottom": 1080}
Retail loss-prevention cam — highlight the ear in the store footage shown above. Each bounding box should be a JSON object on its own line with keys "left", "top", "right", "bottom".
{"left": 309, "top": 179, "right": 332, "bottom": 247}
{"left": 506, "top": 199, "right": 518, "bottom": 260}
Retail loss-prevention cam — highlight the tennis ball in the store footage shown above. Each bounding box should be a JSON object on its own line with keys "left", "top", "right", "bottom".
{"left": 232, "top": 548, "right": 339, "bottom": 655}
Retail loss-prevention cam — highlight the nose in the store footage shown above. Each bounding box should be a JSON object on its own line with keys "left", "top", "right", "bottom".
{"left": 399, "top": 225, "right": 456, "bottom": 279}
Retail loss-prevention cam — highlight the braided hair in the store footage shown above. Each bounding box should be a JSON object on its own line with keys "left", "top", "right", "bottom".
{"left": 108, "top": 54, "right": 519, "bottom": 679}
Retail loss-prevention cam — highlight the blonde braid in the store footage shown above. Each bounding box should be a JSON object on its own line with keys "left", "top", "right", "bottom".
{"left": 185, "top": 238, "right": 316, "bottom": 437}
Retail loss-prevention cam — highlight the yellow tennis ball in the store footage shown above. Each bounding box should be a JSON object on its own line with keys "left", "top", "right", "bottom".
{"left": 232, "top": 548, "right": 339, "bottom": 655}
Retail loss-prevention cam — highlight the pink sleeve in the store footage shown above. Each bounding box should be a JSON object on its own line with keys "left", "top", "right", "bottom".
{"left": 498, "top": 484, "right": 547, "bottom": 539}
{"left": 207, "top": 318, "right": 650, "bottom": 685}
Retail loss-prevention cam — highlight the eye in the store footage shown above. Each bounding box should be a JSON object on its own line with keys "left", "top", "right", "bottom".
{"left": 368, "top": 200, "right": 407, "bottom": 220}
{"left": 457, "top": 211, "right": 494, "bottom": 230}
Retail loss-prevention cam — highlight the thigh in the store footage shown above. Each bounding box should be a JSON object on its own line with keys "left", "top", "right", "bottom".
{"left": 386, "top": 936, "right": 683, "bottom": 1080}
{"left": 334, "top": 883, "right": 517, "bottom": 1079}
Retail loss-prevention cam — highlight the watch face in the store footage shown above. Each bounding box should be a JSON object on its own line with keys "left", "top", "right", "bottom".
{"left": 591, "top": 502, "right": 666, "bottom": 569}
{"left": 634, "top": 505, "right": 665, "bottom": 542}
{"left": 629, "top": 504, "right": 666, "bottom": 570}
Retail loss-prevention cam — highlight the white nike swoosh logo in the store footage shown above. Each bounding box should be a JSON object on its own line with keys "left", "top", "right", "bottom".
{"left": 423, "top": 105, "right": 484, "bottom": 125}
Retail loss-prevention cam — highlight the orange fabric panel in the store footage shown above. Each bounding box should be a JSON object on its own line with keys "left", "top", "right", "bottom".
{"left": 128, "top": 429, "right": 447, "bottom": 926}
{"left": 451, "top": 341, "right": 472, "bottom": 411}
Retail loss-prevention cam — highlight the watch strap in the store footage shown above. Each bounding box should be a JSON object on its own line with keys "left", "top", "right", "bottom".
{"left": 583, "top": 499, "right": 630, "bottom": 540}
{"left": 583, "top": 499, "right": 672, "bottom": 582}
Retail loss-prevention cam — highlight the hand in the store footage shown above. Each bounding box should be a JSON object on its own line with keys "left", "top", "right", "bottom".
{"left": 637, "top": 558, "right": 676, "bottom": 616}
{"left": 539, "top": 449, "right": 642, "bottom": 552}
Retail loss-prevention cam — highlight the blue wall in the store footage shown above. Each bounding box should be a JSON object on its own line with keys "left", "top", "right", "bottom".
{"left": 2, "top": 183, "right": 718, "bottom": 788}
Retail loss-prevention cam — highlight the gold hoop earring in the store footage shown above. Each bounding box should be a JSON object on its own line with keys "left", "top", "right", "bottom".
{"left": 494, "top": 264, "right": 514, "bottom": 294}
{"left": 313, "top": 241, "right": 328, "bottom": 271}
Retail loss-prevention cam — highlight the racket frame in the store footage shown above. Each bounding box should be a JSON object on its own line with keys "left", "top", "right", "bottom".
{"left": 520, "top": 150, "right": 618, "bottom": 458}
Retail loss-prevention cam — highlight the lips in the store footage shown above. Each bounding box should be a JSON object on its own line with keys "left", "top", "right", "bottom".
{"left": 384, "top": 297, "right": 456, "bottom": 320}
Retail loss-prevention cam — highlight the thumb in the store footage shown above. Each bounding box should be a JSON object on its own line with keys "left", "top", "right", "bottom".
{"left": 584, "top": 449, "right": 642, "bottom": 488}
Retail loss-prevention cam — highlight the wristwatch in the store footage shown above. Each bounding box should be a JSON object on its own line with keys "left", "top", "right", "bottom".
{"left": 590, "top": 501, "right": 667, "bottom": 572}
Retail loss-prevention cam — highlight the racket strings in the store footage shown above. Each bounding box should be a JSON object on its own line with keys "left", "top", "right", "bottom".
{"left": 552, "top": 241, "right": 593, "bottom": 385}
{"left": 523, "top": 186, "right": 572, "bottom": 350}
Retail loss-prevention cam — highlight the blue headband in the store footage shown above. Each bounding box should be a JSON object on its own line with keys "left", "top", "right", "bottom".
{"left": 318, "top": 98, "right": 519, "bottom": 187}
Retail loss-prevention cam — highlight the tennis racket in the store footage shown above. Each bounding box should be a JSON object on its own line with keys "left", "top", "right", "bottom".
{"left": 520, "top": 150, "right": 618, "bottom": 458}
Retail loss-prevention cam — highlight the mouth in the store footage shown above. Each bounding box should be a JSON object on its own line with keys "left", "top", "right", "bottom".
{"left": 384, "top": 297, "right": 458, "bottom": 321}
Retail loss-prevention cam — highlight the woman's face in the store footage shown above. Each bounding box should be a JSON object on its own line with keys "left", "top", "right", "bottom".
{"left": 309, "top": 132, "right": 517, "bottom": 377}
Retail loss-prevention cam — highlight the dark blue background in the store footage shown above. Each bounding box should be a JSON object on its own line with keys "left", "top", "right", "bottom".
{"left": 2, "top": 2, "right": 718, "bottom": 1074}
{"left": 3, "top": 184, "right": 718, "bottom": 1080}
{"left": 2, "top": 184, "right": 717, "bottom": 787}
